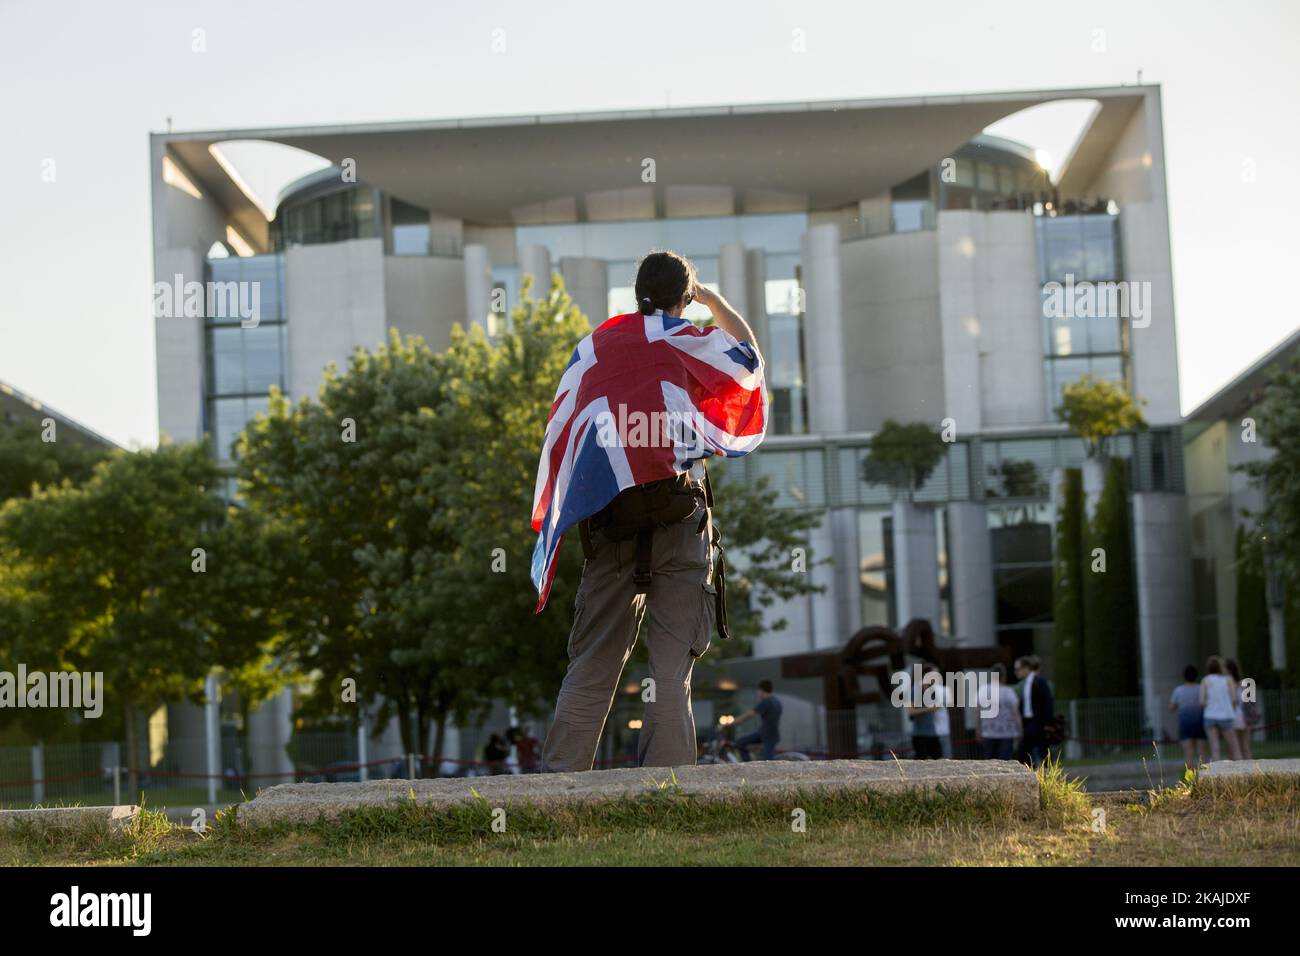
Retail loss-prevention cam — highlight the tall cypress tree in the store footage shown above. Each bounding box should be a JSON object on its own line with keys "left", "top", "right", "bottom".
{"left": 1053, "top": 467, "right": 1086, "bottom": 699}
{"left": 1234, "top": 525, "right": 1275, "bottom": 687}
{"left": 1083, "top": 459, "right": 1139, "bottom": 697}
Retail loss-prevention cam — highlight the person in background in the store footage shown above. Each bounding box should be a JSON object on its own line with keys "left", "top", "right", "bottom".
{"left": 1168, "top": 665, "right": 1207, "bottom": 769}
{"left": 907, "top": 665, "right": 944, "bottom": 760}
{"left": 730, "top": 680, "right": 783, "bottom": 761}
{"left": 928, "top": 664, "right": 955, "bottom": 758}
{"left": 483, "top": 732, "right": 511, "bottom": 774}
{"left": 1014, "top": 655, "right": 1054, "bottom": 767}
{"left": 507, "top": 725, "right": 541, "bottom": 773}
{"left": 976, "top": 663, "right": 1023, "bottom": 760}
{"left": 1224, "top": 658, "right": 1257, "bottom": 760}
{"left": 1200, "top": 656, "right": 1242, "bottom": 761}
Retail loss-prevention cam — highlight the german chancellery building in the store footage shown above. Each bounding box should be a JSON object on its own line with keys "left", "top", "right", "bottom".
{"left": 152, "top": 84, "right": 1196, "bottom": 765}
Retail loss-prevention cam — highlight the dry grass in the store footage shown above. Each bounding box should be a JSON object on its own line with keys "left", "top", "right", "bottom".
{"left": 1, "top": 770, "right": 1295, "bottom": 867}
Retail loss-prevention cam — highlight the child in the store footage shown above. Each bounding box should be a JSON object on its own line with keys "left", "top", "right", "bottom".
{"left": 1168, "top": 665, "right": 1207, "bottom": 769}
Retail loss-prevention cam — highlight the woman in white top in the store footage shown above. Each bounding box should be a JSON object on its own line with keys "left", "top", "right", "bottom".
{"left": 1199, "top": 656, "right": 1243, "bottom": 761}
{"left": 1224, "top": 658, "right": 1254, "bottom": 760}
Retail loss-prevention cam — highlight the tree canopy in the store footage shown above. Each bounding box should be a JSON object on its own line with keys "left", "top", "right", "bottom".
{"left": 234, "top": 276, "right": 824, "bottom": 763}
{"left": 0, "top": 443, "right": 282, "bottom": 785}
{"left": 0, "top": 416, "right": 109, "bottom": 503}
{"left": 1054, "top": 374, "right": 1146, "bottom": 459}
{"left": 861, "top": 420, "right": 948, "bottom": 501}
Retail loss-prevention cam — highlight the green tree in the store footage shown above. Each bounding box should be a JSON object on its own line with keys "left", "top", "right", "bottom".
{"left": 1234, "top": 525, "right": 1275, "bottom": 687}
{"left": 235, "top": 276, "right": 825, "bottom": 768}
{"left": 0, "top": 417, "right": 108, "bottom": 502}
{"left": 704, "top": 463, "right": 826, "bottom": 649}
{"left": 861, "top": 420, "right": 947, "bottom": 502}
{"left": 1052, "top": 467, "right": 1086, "bottom": 700}
{"left": 1054, "top": 374, "right": 1146, "bottom": 459}
{"left": 1285, "top": 585, "right": 1300, "bottom": 688}
{"left": 1082, "top": 459, "right": 1139, "bottom": 697}
{"left": 0, "top": 444, "right": 279, "bottom": 792}
{"left": 1240, "top": 358, "right": 1300, "bottom": 618}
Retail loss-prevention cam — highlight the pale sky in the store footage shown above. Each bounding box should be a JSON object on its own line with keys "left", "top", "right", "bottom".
{"left": 1, "top": 0, "right": 1296, "bottom": 448}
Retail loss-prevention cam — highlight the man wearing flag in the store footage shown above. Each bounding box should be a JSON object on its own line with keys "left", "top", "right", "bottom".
{"left": 530, "top": 250, "right": 768, "bottom": 771}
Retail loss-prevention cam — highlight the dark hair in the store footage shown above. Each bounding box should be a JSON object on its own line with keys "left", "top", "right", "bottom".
{"left": 1014, "top": 655, "right": 1040, "bottom": 672}
{"left": 1205, "top": 655, "right": 1222, "bottom": 675}
{"left": 635, "top": 250, "right": 697, "bottom": 315}
{"left": 1224, "top": 657, "right": 1242, "bottom": 681}
{"left": 757, "top": 679, "right": 774, "bottom": 694}
{"left": 1184, "top": 665, "right": 1199, "bottom": 682}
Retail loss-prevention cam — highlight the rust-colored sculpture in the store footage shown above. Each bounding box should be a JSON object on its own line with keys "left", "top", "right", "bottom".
{"left": 780, "top": 619, "right": 1011, "bottom": 757}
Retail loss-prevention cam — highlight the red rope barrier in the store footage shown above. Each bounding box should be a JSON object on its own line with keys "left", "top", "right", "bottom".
{"left": 3, "top": 716, "right": 1296, "bottom": 788}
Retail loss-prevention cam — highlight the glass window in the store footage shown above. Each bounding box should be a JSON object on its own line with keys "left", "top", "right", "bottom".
{"left": 942, "top": 185, "right": 975, "bottom": 211}
{"left": 993, "top": 566, "right": 1053, "bottom": 625}
{"left": 208, "top": 254, "right": 284, "bottom": 323}
{"left": 384, "top": 196, "right": 431, "bottom": 256}
{"left": 1087, "top": 313, "right": 1122, "bottom": 354}
{"left": 750, "top": 449, "right": 824, "bottom": 508}
{"left": 1045, "top": 357, "right": 1090, "bottom": 409}
{"left": 859, "top": 509, "right": 895, "bottom": 628}
{"left": 1082, "top": 216, "right": 1119, "bottom": 280}
{"left": 736, "top": 213, "right": 807, "bottom": 253}
{"left": 208, "top": 324, "right": 285, "bottom": 396}
{"left": 392, "top": 224, "right": 430, "bottom": 256}
{"left": 985, "top": 439, "right": 1054, "bottom": 500}
{"left": 891, "top": 199, "right": 930, "bottom": 233}
{"left": 210, "top": 396, "right": 269, "bottom": 462}
{"left": 998, "top": 165, "right": 1017, "bottom": 196}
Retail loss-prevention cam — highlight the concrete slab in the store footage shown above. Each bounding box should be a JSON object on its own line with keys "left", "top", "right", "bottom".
{"left": 0, "top": 805, "right": 139, "bottom": 833}
{"left": 1199, "top": 758, "right": 1300, "bottom": 784}
{"left": 237, "top": 759, "right": 1039, "bottom": 826}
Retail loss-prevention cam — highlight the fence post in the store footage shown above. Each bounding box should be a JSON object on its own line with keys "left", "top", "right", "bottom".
{"left": 204, "top": 673, "right": 220, "bottom": 806}
{"left": 1066, "top": 700, "right": 1081, "bottom": 760}
{"left": 30, "top": 743, "right": 44, "bottom": 805}
{"left": 407, "top": 753, "right": 416, "bottom": 780}
{"left": 112, "top": 765, "right": 122, "bottom": 806}
{"left": 357, "top": 718, "right": 369, "bottom": 783}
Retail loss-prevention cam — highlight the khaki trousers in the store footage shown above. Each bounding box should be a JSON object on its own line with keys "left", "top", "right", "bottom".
{"left": 542, "top": 502, "right": 716, "bottom": 772}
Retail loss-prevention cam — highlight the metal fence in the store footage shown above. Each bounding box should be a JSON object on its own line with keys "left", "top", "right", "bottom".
{"left": 1061, "top": 688, "right": 1300, "bottom": 762}
{"left": 3, "top": 690, "right": 1297, "bottom": 808}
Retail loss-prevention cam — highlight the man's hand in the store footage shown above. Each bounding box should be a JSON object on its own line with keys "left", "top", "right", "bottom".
{"left": 692, "top": 284, "right": 719, "bottom": 308}
{"left": 692, "top": 285, "right": 760, "bottom": 354}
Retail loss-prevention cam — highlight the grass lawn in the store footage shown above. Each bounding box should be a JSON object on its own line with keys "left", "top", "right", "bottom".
{"left": 2, "top": 766, "right": 1296, "bottom": 867}
{"left": 1, "top": 785, "right": 246, "bottom": 812}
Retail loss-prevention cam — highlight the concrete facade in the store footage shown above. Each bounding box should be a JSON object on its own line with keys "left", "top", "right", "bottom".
{"left": 892, "top": 501, "right": 941, "bottom": 628}
{"left": 1132, "top": 492, "right": 1197, "bottom": 736}
{"left": 946, "top": 501, "right": 996, "bottom": 646}
{"left": 285, "top": 238, "right": 387, "bottom": 396}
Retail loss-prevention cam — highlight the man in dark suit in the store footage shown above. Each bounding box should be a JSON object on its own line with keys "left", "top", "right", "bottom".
{"left": 1014, "top": 656, "right": 1054, "bottom": 767}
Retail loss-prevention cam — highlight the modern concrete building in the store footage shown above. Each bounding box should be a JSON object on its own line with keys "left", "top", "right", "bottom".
{"left": 150, "top": 84, "right": 1190, "bottom": 755}
{"left": 1184, "top": 329, "right": 1300, "bottom": 679}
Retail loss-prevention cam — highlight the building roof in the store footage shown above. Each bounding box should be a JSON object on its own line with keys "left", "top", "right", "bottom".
{"left": 1185, "top": 328, "right": 1300, "bottom": 427}
{"left": 154, "top": 84, "right": 1153, "bottom": 248}
{"left": 0, "top": 380, "right": 122, "bottom": 450}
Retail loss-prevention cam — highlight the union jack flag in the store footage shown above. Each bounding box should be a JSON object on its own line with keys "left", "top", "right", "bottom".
{"left": 530, "top": 309, "right": 768, "bottom": 611}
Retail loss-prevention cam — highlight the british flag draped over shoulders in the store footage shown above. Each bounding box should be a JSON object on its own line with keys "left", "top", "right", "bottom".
{"left": 530, "top": 308, "right": 768, "bottom": 611}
